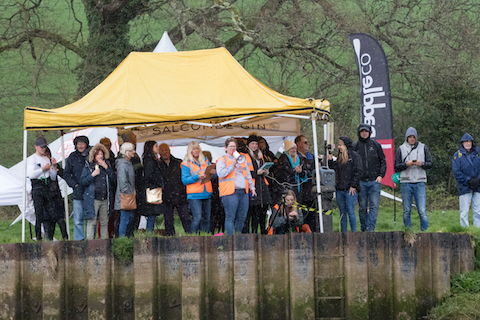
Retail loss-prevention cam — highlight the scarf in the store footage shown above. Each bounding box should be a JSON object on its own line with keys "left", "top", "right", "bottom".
{"left": 286, "top": 152, "right": 307, "bottom": 192}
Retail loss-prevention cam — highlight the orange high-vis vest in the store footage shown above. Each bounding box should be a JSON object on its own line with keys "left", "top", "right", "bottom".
{"left": 181, "top": 161, "right": 213, "bottom": 195}
{"left": 216, "top": 155, "right": 249, "bottom": 197}
{"left": 242, "top": 153, "right": 269, "bottom": 186}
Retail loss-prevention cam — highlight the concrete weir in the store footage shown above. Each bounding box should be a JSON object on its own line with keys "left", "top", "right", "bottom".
{"left": 0, "top": 232, "right": 474, "bottom": 319}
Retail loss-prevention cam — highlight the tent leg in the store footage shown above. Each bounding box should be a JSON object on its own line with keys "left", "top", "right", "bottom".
{"left": 22, "top": 130, "right": 27, "bottom": 243}
{"left": 311, "top": 113, "right": 324, "bottom": 233}
{"left": 60, "top": 130, "right": 70, "bottom": 239}
{"left": 394, "top": 186, "right": 396, "bottom": 225}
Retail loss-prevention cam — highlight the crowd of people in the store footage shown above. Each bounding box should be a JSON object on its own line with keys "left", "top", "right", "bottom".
{"left": 27, "top": 123, "right": 477, "bottom": 240}
{"left": 27, "top": 131, "right": 321, "bottom": 240}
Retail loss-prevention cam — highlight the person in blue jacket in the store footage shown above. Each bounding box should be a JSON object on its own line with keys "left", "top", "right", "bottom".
{"left": 452, "top": 133, "right": 480, "bottom": 227}
{"left": 181, "top": 141, "right": 216, "bottom": 234}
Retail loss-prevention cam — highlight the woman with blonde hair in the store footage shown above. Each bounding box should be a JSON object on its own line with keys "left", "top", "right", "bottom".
{"left": 276, "top": 140, "right": 308, "bottom": 203}
{"left": 115, "top": 142, "right": 136, "bottom": 237}
{"left": 181, "top": 141, "right": 216, "bottom": 233}
{"left": 328, "top": 136, "right": 363, "bottom": 232}
{"left": 269, "top": 189, "right": 304, "bottom": 234}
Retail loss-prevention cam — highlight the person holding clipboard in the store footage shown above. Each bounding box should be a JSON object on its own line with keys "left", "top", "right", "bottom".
{"left": 242, "top": 135, "right": 272, "bottom": 234}
{"left": 181, "top": 141, "right": 216, "bottom": 234}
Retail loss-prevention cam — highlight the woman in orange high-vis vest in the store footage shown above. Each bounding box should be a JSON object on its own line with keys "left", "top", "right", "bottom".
{"left": 242, "top": 135, "right": 272, "bottom": 234}
{"left": 181, "top": 141, "right": 216, "bottom": 234}
{"left": 216, "top": 138, "right": 256, "bottom": 235}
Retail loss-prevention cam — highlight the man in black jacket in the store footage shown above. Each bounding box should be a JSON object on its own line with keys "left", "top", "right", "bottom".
{"left": 353, "top": 124, "right": 386, "bottom": 232}
{"left": 158, "top": 143, "right": 192, "bottom": 236}
{"left": 64, "top": 135, "right": 90, "bottom": 240}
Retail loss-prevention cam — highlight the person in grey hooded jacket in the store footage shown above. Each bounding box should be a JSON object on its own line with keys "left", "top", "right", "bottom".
{"left": 394, "top": 127, "right": 432, "bottom": 231}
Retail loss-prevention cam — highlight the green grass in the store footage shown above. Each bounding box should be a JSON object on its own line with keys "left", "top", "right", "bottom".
{"left": 428, "top": 270, "right": 480, "bottom": 319}
{"left": 329, "top": 206, "right": 477, "bottom": 233}
{"left": 0, "top": 206, "right": 475, "bottom": 242}
{"left": 0, "top": 213, "right": 197, "bottom": 243}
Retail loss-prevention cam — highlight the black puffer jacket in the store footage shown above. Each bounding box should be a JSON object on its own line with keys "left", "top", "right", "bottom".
{"left": 159, "top": 155, "right": 188, "bottom": 206}
{"left": 64, "top": 147, "right": 91, "bottom": 200}
{"left": 353, "top": 124, "right": 386, "bottom": 181}
{"left": 245, "top": 151, "right": 272, "bottom": 207}
{"left": 143, "top": 153, "right": 163, "bottom": 216}
{"left": 329, "top": 136, "right": 363, "bottom": 191}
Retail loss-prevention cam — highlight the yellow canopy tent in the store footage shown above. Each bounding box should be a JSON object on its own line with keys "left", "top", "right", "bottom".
{"left": 22, "top": 47, "right": 330, "bottom": 241}
{"left": 24, "top": 47, "right": 329, "bottom": 130}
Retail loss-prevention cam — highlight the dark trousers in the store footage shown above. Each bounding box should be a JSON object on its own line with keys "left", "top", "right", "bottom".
{"left": 302, "top": 199, "right": 317, "bottom": 233}
{"left": 48, "top": 219, "right": 68, "bottom": 240}
{"left": 164, "top": 203, "right": 191, "bottom": 236}
{"left": 31, "top": 180, "right": 53, "bottom": 240}
{"left": 210, "top": 198, "right": 225, "bottom": 234}
{"left": 243, "top": 204, "right": 268, "bottom": 234}
{"left": 109, "top": 210, "right": 119, "bottom": 238}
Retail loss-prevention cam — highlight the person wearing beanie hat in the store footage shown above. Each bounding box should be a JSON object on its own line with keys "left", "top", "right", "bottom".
{"left": 284, "top": 140, "right": 296, "bottom": 153}
{"left": 64, "top": 135, "right": 91, "bottom": 240}
{"left": 246, "top": 134, "right": 259, "bottom": 146}
{"left": 353, "top": 123, "right": 386, "bottom": 232}
{"left": 242, "top": 134, "right": 272, "bottom": 234}
{"left": 276, "top": 139, "right": 308, "bottom": 203}
{"left": 327, "top": 135, "right": 363, "bottom": 232}
{"left": 394, "top": 127, "right": 432, "bottom": 231}
{"left": 74, "top": 135, "right": 89, "bottom": 148}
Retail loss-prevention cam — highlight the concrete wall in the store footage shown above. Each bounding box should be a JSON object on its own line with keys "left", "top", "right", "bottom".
{"left": 0, "top": 232, "right": 474, "bottom": 320}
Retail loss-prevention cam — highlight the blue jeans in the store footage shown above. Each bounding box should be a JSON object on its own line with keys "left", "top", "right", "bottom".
{"left": 336, "top": 190, "right": 358, "bottom": 232}
{"left": 189, "top": 198, "right": 211, "bottom": 233}
{"left": 146, "top": 216, "right": 157, "bottom": 232}
{"left": 73, "top": 200, "right": 85, "bottom": 240}
{"left": 119, "top": 210, "right": 134, "bottom": 237}
{"left": 459, "top": 192, "right": 480, "bottom": 227}
{"left": 222, "top": 189, "right": 249, "bottom": 236}
{"left": 358, "top": 180, "right": 382, "bottom": 231}
{"left": 401, "top": 182, "right": 428, "bottom": 231}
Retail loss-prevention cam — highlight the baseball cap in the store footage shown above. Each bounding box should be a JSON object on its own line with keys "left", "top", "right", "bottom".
{"left": 35, "top": 137, "right": 47, "bottom": 147}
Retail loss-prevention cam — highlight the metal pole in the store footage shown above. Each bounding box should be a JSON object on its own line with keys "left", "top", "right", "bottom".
{"left": 22, "top": 130, "right": 27, "bottom": 243}
{"left": 393, "top": 186, "right": 396, "bottom": 225}
{"left": 60, "top": 131, "right": 70, "bottom": 239}
{"left": 311, "top": 112, "right": 324, "bottom": 233}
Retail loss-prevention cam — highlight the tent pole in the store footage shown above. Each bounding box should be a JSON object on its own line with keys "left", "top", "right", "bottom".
{"left": 22, "top": 130, "right": 27, "bottom": 243}
{"left": 60, "top": 131, "right": 70, "bottom": 239}
{"left": 311, "top": 113, "right": 324, "bottom": 233}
